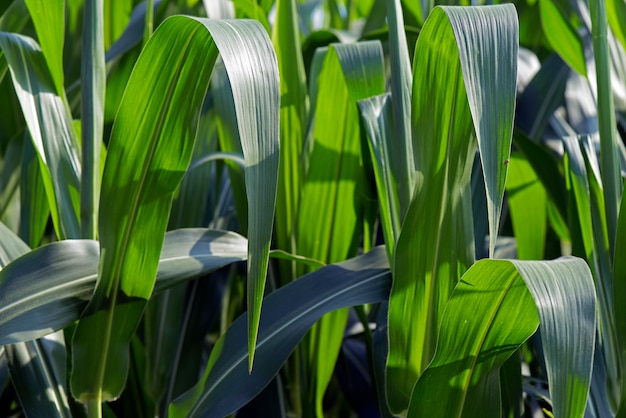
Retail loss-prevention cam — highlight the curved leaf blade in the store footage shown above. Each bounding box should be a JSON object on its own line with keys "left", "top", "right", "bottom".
{"left": 70, "top": 16, "right": 278, "bottom": 400}
{"left": 408, "top": 257, "right": 595, "bottom": 418}
{"left": 169, "top": 247, "right": 391, "bottom": 418}
{"left": 0, "top": 229, "right": 247, "bottom": 346}
{"left": 0, "top": 32, "right": 81, "bottom": 240}
{"left": 387, "top": 5, "right": 518, "bottom": 413}
{"left": 512, "top": 258, "right": 596, "bottom": 418}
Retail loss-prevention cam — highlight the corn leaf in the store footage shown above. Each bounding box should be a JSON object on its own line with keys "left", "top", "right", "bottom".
{"left": 359, "top": 93, "right": 401, "bottom": 260}
{"left": 408, "top": 257, "right": 595, "bottom": 418}
{"left": 589, "top": 0, "right": 621, "bottom": 247}
{"left": 512, "top": 258, "right": 596, "bottom": 418}
{"left": 23, "top": 0, "right": 65, "bottom": 96}
{"left": 0, "top": 221, "right": 71, "bottom": 418}
{"left": 386, "top": 0, "right": 414, "bottom": 216}
{"left": 296, "top": 40, "right": 385, "bottom": 414}
{"left": 538, "top": 0, "right": 586, "bottom": 76}
{"left": 272, "top": 0, "right": 308, "bottom": 281}
{"left": 506, "top": 152, "right": 547, "bottom": 260}
{"left": 386, "top": 5, "right": 518, "bottom": 413}
{"left": 0, "top": 228, "right": 247, "bottom": 346}
{"left": 168, "top": 247, "right": 391, "bottom": 418}
{"left": 613, "top": 181, "right": 626, "bottom": 416}
{"left": 19, "top": 136, "right": 49, "bottom": 247}
{"left": 0, "top": 32, "right": 81, "bottom": 240}
{"left": 70, "top": 16, "right": 278, "bottom": 400}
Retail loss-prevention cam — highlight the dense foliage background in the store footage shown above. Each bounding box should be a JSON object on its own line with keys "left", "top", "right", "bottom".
{"left": 0, "top": 0, "right": 624, "bottom": 417}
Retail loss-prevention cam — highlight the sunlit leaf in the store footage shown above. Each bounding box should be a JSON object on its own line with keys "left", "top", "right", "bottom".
{"left": 387, "top": 5, "right": 518, "bottom": 413}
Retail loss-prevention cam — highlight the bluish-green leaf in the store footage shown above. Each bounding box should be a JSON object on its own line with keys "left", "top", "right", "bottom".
{"left": 0, "top": 229, "right": 247, "bottom": 346}
{"left": 169, "top": 247, "right": 391, "bottom": 418}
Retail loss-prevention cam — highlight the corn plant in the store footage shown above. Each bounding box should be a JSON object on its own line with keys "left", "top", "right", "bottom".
{"left": 0, "top": 0, "right": 619, "bottom": 417}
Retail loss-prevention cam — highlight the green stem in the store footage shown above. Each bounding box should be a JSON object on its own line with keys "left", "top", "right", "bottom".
{"left": 144, "top": 0, "right": 154, "bottom": 45}
{"left": 590, "top": 0, "right": 621, "bottom": 248}
{"left": 81, "top": 0, "right": 104, "bottom": 240}
{"left": 86, "top": 397, "right": 102, "bottom": 418}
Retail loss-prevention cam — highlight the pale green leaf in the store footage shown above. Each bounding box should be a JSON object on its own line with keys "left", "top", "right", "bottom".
{"left": 359, "top": 93, "right": 401, "bottom": 260}
{"left": 512, "top": 258, "right": 596, "bottom": 418}
{"left": 0, "top": 32, "right": 81, "bottom": 240}
{"left": 0, "top": 229, "right": 247, "bottom": 346}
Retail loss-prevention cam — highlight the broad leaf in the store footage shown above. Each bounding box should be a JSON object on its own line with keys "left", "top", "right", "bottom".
{"left": 386, "top": 5, "right": 518, "bottom": 413}
{"left": 296, "top": 40, "right": 385, "bottom": 414}
{"left": 70, "top": 16, "right": 278, "bottom": 401}
{"left": 0, "top": 229, "right": 247, "bottom": 346}
{"left": 169, "top": 247, "right": 391, "bottom": 418}
{"left": 0, "top": 32, "right": 81, "bottom": 240}
{"left": 408, "top": 257, "right": 595, "bottom": 418}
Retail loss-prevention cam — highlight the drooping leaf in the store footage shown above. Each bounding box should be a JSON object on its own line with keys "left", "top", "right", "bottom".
{"left": 0, "top": 32, "right": 81, "bottom": 240}
{"left": 386, "top": 5, "right": 518, "bottom": 414}
{"left": 512, "top": 258, "right": 596, "bottom": 418}
{"left": 169, "top": 247, "right": 391, "bottom": 418}
{"left": 70, "top": 16, "right": 278, "bottom": 401}
{"left": 408, "top": 256, "right": 595, "bottom": 418}
{"left": 0, "top": 229, "right": 247, "bottom": 346}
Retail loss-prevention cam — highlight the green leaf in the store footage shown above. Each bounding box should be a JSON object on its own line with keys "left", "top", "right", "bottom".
{"left": 506, "top": 152, "right": 547, "bottom": 260}
{"left": 407, "top": 260, "right": 539, "bottom": 417}
{"left": 70, "top": 16, "right": 278, "bottom": 400}
{"left": 613, "top": 181, "right": 626, "bottom": 416}
{"left": 511, "top": 258, "right": 596, "bottom": 418}
{"left": 386, "top": 5, "right": 518, "bottom": 413}
{"left": 386, "top": 0, "right": 415, "bottom": 216}
{"left": 408, "top": 257, "right": 595, "bottom": 418}
{"left": 0, "top": 220, "right": 71, "bottom": 418}
{"left": 0, "top": 32, "right": 81, "bottom": 240}
{"left": 359, "top": 93, "right": 401, "bottom": 260}
{"left": 23, "top": 0, "right": 65, "bottom": 95}
{"left": 0, "top": 229, "right": 247, "bottom": 346}
{"left": 296, "top": 40, "right": 385, "bottom": 414}
{"left": 589, "top": 0, "right": 621, "bottom": 248}
{"left": 168, "top": 247, "right": 391, "bottom": 418}
{"left": 272, "top": 0, "right": 308, "bottom": 281}
{"left": 19, "top": 135, "right": 49, "bottom": 247}
{"left": 607, "top": 0, "right": 626, "bottom": 52}
{"left": 538, "top": 0, "right": 586, "bottom": 76}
